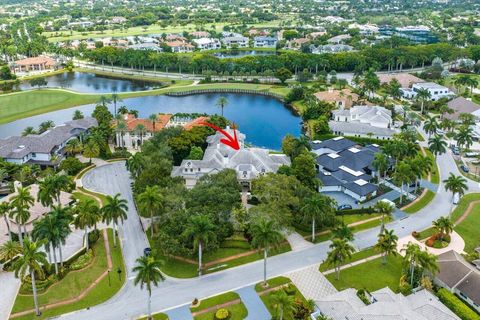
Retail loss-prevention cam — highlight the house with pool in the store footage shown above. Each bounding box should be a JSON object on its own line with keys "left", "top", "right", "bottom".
{"left": 171, "top": 127, "right": 290, "bottom": 189}
{"left": 311, "top": 137, "right": 383, "bottom": 202}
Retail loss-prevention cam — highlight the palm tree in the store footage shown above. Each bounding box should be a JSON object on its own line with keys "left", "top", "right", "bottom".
{"left": 111, "top": 93, "right": 122, "bottom": 116}
{"left": 38, "top": 120, "right": 55, "bottom": 134}
{"left": 250, "top": 218, "right": 283, "bottom": 285}
{"left": 183, "top": 215, "right": 216, "bottom": 276}
{"left": 0, "top": 240, "right": 22, "bottom": 262}
{"left": 134, "top": 124, "right": 147, "bottom": 146}
{"left": 331, "top": 223, "right": 353, "bottom": 242}
{"left": 423, "top": 116, "right": 439, "bottom": 138}
{"left": 74, "top": 199, "right": 100, "bottom": 251}
{"left": 326, "top": 238, "right": 355, "bottom": 280}
{"left": 118, "top": 106, "right": 128, "bottom": 114}
{"left": 375, "top": 229, "right": 398, "bottom": 264}
{"left": 300, "top": 194, "right": 335, "bottom": 242}
{"left": 428, "top": 135, "right": 447, "bottom": 158}
{"left": 433, "top": 216, "right": 454, "bottom": 241}
{"left": 126, "top": 153, "right": 145, "bottom": 178}
{"left": 72, "top": 110, "right": 84, "bottom": 120}
{"left": 443, "top": 173, "right": 468, "bottom": 217}
{"left": 101, "top": 193, "right": 128, "bottom": 247}
{"left": 374, "top": 200, "right": 394, "bottom": 234}
{"left": 456, "top": 126, "right": 473, "bottom": 150}
{"left": 38, "top": 174, "right": 72, "bottom": 207}
{"left": 0, "top": 201, "right": 13, "bottom": 241}
{"left": 65, "top": 139, "right": 82, "bottom": 156}
{"left": 216, "top": 96, "right": 229, "bottom": 117}
{"left": 10, "top": 186, "right": 34, "bottom": 246}
{"left": 418, "top": 250, "right": 439, "bottom": 278}
{"left": 22, "top": 126, "right": 37, "bottom": 136}
{"left": 83, "top": 141, "right": 100, "bottom": 164}
{"left": 415, "top": 88, "right": 431, "bottom": 114}
{"left": 271, "top": 290, "right": 296, "bottom": 320}
{"left": 12, "top": 238, "right": 48, "bottom": 316}
{"left": 393, "top": 162, "right": 414, "bottom": 205}
{"left": 148, "top": 114, "right": 159, "bottom": 132}
{"left": 32, "top": 211, "right": 61, "bottom": 274}
{"left": 372, "top": 153, "right": 389, "bottom": 182}
{"left": 98, "top": 95, "right": 112, "bottom": 107}
{"left": 138, "top": 186, "right": 163, "bottom": 238}
{"left": 401, "top": 242, "right": 421, "bottom": 287}
{"left": 116, "top": 121, "right": 127, "bottom": 148}
{"left": 133, "top": 255, "right": 165, "bottom": 320}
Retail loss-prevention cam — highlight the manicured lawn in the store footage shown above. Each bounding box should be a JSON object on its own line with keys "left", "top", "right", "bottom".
{"left": 424, "top": 150, "right": 440, "bottom": 184}
{"left": 319, "top": 247, "right": 378, "bottom": 272}
{"left": 454, "top": 199, "right": 480, "bottom": 253}
{"left": 341, "top": 213, "right": 380, "bottom": 225}
{"left": 255, "top": 276, "right": 291, "bottom": 292}
{"left": 259, "top": 283, "right": 307, "bottom": 319}
{"left": 414, "top": 226, "right": 437, "bottom": 240}
{"left": 78, "top": 187, "right": 108, "bottom": 205}
{"left": 403, "top": 190, "right": 436, "bottom": 214}
{"left": 312, "top": 217, "right": 386, "bottom": 244}
{"left": 13, "top": 229, "right": 126, "bottom": 319}
{"left": 138, "top": 313, "right": 169, "bottom": 320}
{"left": 325, "top": 255, "right": 403, "bottom": 293}
{"left": 190, "top": 292, "right": 240, "bottom": 313}
{"left": 194, "top": 303, "right": 248, "bottom": 320}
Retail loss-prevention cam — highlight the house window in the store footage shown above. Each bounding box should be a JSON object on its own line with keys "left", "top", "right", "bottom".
{"left": 32, "top": 153, "right": 36, "bottom": 158}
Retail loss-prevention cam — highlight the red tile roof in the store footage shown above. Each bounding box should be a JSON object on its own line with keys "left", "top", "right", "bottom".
{"left": 15, "top": 56, "right": 55, "bottom": 66}
{"left": 184, "top": 116, "right": 209, "bottom": 130}
{"left": 121, "top": 114, "right": 172, "bottom": 132}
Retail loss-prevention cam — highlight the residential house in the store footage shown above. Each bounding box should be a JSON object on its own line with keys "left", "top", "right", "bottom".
{"left": 10, "top": 56, "right": 56, "bottom": 73}
{"left": 166, "top": 115, "right": 209, "bottom": 129}
{"left": 172, "top": 127, "right": 290, "bottom": 189}
{"left": 189, "top": 31, "right": 211, "bottom": 38}
{"left": 221, "top": 34, "right": 249, "bottom": 48}
{"left": 402, "top": 82, "right": 454, "bottom": 101}
{"left": 110, "top": 16, "right": 127, "bottom": 24}
{"left": 313, "top": 88, "right": 359, "bottom": 109}
{"left": 348, "top": 23, "right": 379, "bottom": 36}
{"left": 378, "top": 73, "right": 425, "bottom": 88}
{"left": 435, "top": 250, "right": 480, "bottom": 312}
{"left": 115, "top": 114, "right": 172, "bottom": 149}
{"left": 287, "top": 38, "right": 310, "bottom": 50}
{"left": 311, "top": 44, "right": 353, "bottom": 54}
{"left": 193, "top": 38, "right": 221, "bottom": 50}
{"left": 308, "top": 31, "right": 327, "bottom": 39}
{"left": 253, "top": 36, "right": 277, "bottom": 48}
{"left": 327, "top": 34, "right": 351, "bottom": 44}
{"left": 316, "top": 287, "right": 459, "bottom": 320}
{"left": 312, "top": 137, "right": 382, "bottom": 201}
{"left": 164, "top": 40, "right": 194, "bottom": 53}
{"left": 445, "top": 97, "right": 480, "bottom": 121}
{"left": 127, "top": 43, "right": 162, "bottom": 51}
{"left": 330, "top": 105, "right": 398, "bottom": 139}
{"left": 0, "top": 118, "right": 97, "bottom": 166}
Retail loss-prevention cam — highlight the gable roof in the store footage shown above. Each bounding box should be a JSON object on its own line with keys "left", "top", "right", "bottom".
{"left": 314, "top": 89, "right": 359, "bottom": 108}
{"left": 445, "top": 97, "right": 480, "bottom": 120}
{"left": 310, "top": 136, "right": 356, "bottom": 152}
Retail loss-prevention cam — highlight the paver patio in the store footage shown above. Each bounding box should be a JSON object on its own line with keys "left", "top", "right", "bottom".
{"left": 286, "top": 264, "right": 337, "bottom": 301}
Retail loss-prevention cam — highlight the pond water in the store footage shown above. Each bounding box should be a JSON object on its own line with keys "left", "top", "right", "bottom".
{"left": 0, "top": 93, "right": 301, "bottom": 150}
{"left": 16, "top": 72, "right": 161, "bottom": 93}
{"left": 214, "top": 50, "right": 277, "bottom": 59}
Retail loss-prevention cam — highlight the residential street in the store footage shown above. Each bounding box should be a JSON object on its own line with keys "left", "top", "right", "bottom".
{"left": 59, "top": 150, "right": 479, "bottom": 320}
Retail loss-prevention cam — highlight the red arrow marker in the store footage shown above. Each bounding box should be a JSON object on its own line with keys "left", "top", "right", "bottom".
{"left": 199, "top": 121, "right": 240, "bottom": 150}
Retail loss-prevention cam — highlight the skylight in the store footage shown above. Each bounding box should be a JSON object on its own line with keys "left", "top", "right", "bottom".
{"left": 348, "top": 147, "right": 361, "bottom": 153}
{"left": 339, "top": 165, "right": 362, "bottom": 176}
{"left": 354, "top": 179, "right": 368, "bottom": 186}
{"left": 333, "top": 136, "right": 344, "bottom": 141}
{"left": 327, "top": 153, "right": 340, "bottom": 159}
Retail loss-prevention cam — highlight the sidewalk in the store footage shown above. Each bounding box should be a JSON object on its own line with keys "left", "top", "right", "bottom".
{"left": 0, "top": 271, "right": 21, "bottom": 320}
{"left": 396, "top": 230, "right": 465, "bottom": 256}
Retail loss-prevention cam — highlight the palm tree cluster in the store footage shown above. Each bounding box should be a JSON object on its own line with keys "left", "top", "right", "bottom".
{"left": 392, "top": 154, "right": 433, "bottom": 205}
{"left": 401, "top": 242, "right": 439, "bottom": 290}
{"left": 443, "top": 173, "right": 468, "bottom": 217}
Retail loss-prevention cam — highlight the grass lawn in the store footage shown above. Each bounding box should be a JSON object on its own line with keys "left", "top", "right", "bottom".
{"left": 311, "top": 217, "right": 386, "bottom": 244}
{"left": 78, "top": 187, "right": 108, "bottom": 205}
{"left": 415, "top": 226, "right": 437, "bottom": 240}
{"left": 12, "top": 229, "right": 126, "bottom": 319}
{"left": 403, "top": 190, "right": 435, "bottom": 214}
{"left": 341, "top": 213, "right": 380, "bottom": 225}
{"left": 259, "top": 283, "right": 307, "bottom": 319}
{"left": 424, "top": 150, "right": 440, "bottom": 184}
{"left": 194, "top": 303, "right": 248, "bottom": 320}
{"left": 325, "top": 255, "right": 403, "bottom": 293}
{"left": 138, "top": 313, "right": 169, "bottom": 320}
{"left": 319, "top": 247, "right": 378, "bottom": 272}
{"left": 190, "top": 292, "right": 240, "bottom": 313}
{"left": 254, "top": 276, "right": 291, "bottom": 292}
{"left": 453, "top": 195, "right": 480, "bottom": 252}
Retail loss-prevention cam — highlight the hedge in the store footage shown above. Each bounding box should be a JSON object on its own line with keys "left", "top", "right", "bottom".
{"left": 336, "top": 207, "right": 375, "bottom": 215}
{"left": 437, "top": 288, "right": 480, "bottom": 320}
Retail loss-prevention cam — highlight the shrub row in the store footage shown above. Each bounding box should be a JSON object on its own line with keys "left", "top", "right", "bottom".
{"left": 336, "top": 207, "right": 375, "bottom": 215}
{"left": 70, "top": 249, "right": 94, "bottom": 271}
{"left": 437, "top": 288, "right": 480, "bottom": 320}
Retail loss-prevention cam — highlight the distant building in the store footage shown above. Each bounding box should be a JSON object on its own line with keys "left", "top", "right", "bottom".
{"left": 164, "top": 40, "right": 194, "bottom": 53}
{"left": 193, "top": 38, "right": 221, "bottom": 50}
{"left": 10, "top": 56, "right": 56, "bottom": 73}
{"left": 0, "top": 118, "right": 97, "bottom": 166}
{"left": 348, "top": 23, "right": 379, "bottom": 36}
{"left": 314, "top": 88, "right": 360, "bottom": 109}
{"left": 379, "top": 25, "right": 438, "bottom": 44}
{"left": 127, "top": 43, "right": 163, "bottom": 52}
{"left": 287, "top": 38, "right": 310, "bottom": 50}
{"left": 189, "top": 31, "right": 211, "bottom": 38}
{"left": 327, "top": 34, "right": 351, "bottom": 44}
{"left": 378, "top": 73, "right": 425, "bottom": 88}
{"left": 402, "top": 82, "right": 454, "bottom": 101}
{"left": 222, "top": 35, "right": 249, "bottom": 48}
{"left": 311, "top": 44, "right": 353, "bottom": 54}
{"left": 172, "top": 127, "right": 290, "bottom": 189}
{"left": 253, "top": 36, "right": 277, "bottom": 48}
{"left": 110, "top": 16, "right": 127, "bottom": 24}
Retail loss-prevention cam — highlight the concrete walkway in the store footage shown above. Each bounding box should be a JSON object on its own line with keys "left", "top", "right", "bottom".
{"left": 235, "top": 286, "right": 270, "bottom": 320}
{"left": 285, "top": 231, "right": 314, "bottom": 251}
{"left": 287, "top": 265, "right": 337, "bottom": 301}
{"left": 396, "top": 230, "right": 465, "bottom": 256}
{"left": 165, "top": 305, "right": 193, "bottom": 320}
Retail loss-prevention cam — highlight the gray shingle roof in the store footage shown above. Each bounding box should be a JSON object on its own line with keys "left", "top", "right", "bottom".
{"left": 446, "top": 97, "right": 480, "bottom": 121}
{"left": 310, "top": 137, "right": 356, "bottom": 152}
{"left": 329, "top": 121, "right": 397, "bottom": 136}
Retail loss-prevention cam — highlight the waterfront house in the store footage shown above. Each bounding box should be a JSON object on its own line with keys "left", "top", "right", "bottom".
{"left": 171, "top": 127, "right": 290, "bottom": 189}
{"left": 221, "top": 34, "right": 249, "bottom": 48}
{"left": 10, "top": 56, "right": 56, "bottom": 73}
{"left": 253, "top": 36, "right": 278, "bottom": 48}
{"left": 0, "top": 118, "right": 97, "bottom": 167}
{"left": 314, "top": 88, "right": 359, "bottom": 109}
{"left": 193, "top": 38, "right": 221, "bottom": 51}
{"left": 378, "top": 73, "right": 425, "bottom": 88}
{"left": 164, "top": 40, "right": 195, "bottom": 53}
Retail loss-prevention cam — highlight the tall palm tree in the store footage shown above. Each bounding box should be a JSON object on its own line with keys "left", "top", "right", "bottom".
{"left": 401, "top": 242, "right": 421, "bottom": 287}
{"left": 456, "top": 126, "right": 473, "bottom": 150}
{"left": 65, "top": 139, "right": 82, "bottom": 156}
{"left": 423, "top": 116, "right": 439, "bottom": 138}
{"left": 32, "top": 211, "right": 61, "bottom": 274}
{"left": 134, "top": 124, "right": 147, "bottom": 146}
{"left": 433, "top": 216, "right": 454, "bottom": 241}
{"left": 216, "top": 96, "right": 229, "bottom": 117}
{"left": 52, "top": 206, "right": 73, "bottom": 267}
{"left": 38, "top": 174, "right": 72, "bottom": 207}
{"left": 83, "top": 141, "right": 100, "bottom": 164}
{"left": 133, "top": 255, "right": 165, "bottom": 320}
{"left": 111, "top": 93, "right": 122, "bottom": 116}
{"left": 271, "top": 290, "right": 296, "bottom": 320}
{"left": 98, "top": 95, "right": 112, "bottom": 107}
{"left": 74, "top": 199, "right": 100, "bottom": 251}
{"left": 126, "top": 153, "right": 145, "bottom": 178}
{"left": 326, "top": 238, "right": 355, "bottom": 280}
{"left": 300, "top": 194, "right": 335, "bottom": 242}
{"left": 393, "top": 162, "right": 414, "bottom": 205}
{"left": 372, "top": 153, "right": 389, "bottom": 182}
{"left": 331, "top": 223, "right": 353, "bottom": 242}
{"left": 138, "top": 186, "right": 163, "bottom": 238}
{"left": 10, "top": 186, "right": 34, "bottom": 246}
{"left": 148, "top": 114, "right": 159, "bottom": 132}
{"left": 0, "top": 240, "right": 22, "bottom": 262}
{"left": 415, "top": 88, "right": 431, "bottom": 114}
{"left": 375, "top": 229, "right": 398, "bottom": 264}
{"left": 428, "top": 135, "right": 447, "bottom": 158}
{"left": 0, "top": 201, "right": 13, "bottom": 241}
{"left": 101, "top": 193, "right": 128, "bottom": 247}
{"left": 374, "top": 200, "right": 394, "bottom": 234}
{"left": 12, "top": 238, "right": 48, "bottom": 316}
{"left": 418, "top": 250, "right": 439, "bottom": 278}
{"left": 250, "top": 218, "right": 283, "bottom": 285}
{"left": 116, "top": 121, "right": 127, "bottom": 148}
{"left": 443, "top": 173, "right": 468, "bottom": 217}
{"left": 183, "top": 215, "right": 216, "bottom": 276}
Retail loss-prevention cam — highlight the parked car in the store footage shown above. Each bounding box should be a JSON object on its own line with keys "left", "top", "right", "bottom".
{"left": 453, "top": 193, "right": 460, "bottom": 205}
{"left": 337, "top": 204, "right": 353, "bottom": 211}
{"left": 452, "top": 148, "right": 460, "bottom": 155}
{"left": 143, "top": 247, "right": 152, "bottom": 256}
{"left": 465, "top": 152, "right": 479, "bottom": 158}
{"left": 436, "top": 129, "right": 446, "bottom": 135}
{"left": 460, "top": 165, "right": 470, "bottom": 173}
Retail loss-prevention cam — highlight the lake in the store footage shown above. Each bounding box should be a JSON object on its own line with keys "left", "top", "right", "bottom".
{"left": 0, "top": 93, "right": 301, "bottom": 150}
{"left": 17, "top": 72, "right": 161, "bottom": 93}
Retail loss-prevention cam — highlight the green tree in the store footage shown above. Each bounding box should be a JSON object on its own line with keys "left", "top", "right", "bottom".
{"left": 271, "top": 289, "right": 296, "bottom": 320}
{"left": 83, "top": 141, "right": 100, "bottom": 164}
{"left": 415, "top": 88, "right": 431, "bottom": 114}
{"left": 187, "top": 146, "right": 204, "bottom": 160}
{"left": 433, "top": 216, "right": 454, "bottom": 241}
{"left": 250, "top": 218, "right": 283, "bottom": 285}
{"left": 300, "top": 194, "right": 336, "bottom": 242}
{"left": 182, "top": 215, "right": 216, "bottom": 276}
{"left": 455, "top": 125, "right": 473, "bottom": 150}
{"left": 12, "top": 239, "right": 48, "bottom": 316}
{"left": 275, "top": 68, "right": 292, "bottom": 84}
{"left": 428, "top": 135, "right": 447, "bottom": 158}
{"left": 372, "top": 153, "right": 389, "bottom": 181}
{"left": 73, "top": 199, "right": 100, "bottom": 251}
{"left": 72, "top": 110, "right": 84, "bottom": 120}
{"left": 401, "top": 242, "right": 421, "bottom": 287}
{"left": 423, "top": 116, "right": 439, "bottom": 138}
{"left": 133, "top": 255, "right": 165, "bottom": 320}
{"left": 138, "top": 186, "right": 163, "bottom": 238}
{"left": 10, "top": 186, "right": 34, "bottom": 246}
{"left": 443, "top": 174, "right": 468, "bottom": 217}
{"left": 331, "top": 223, "right": 353, "bottom": 242}
{"left": 98, "top": 95, "right": 112, "bottom": 107}
{"left": 362, "top": 69, "right": 380, "bottom": 96}
{"left": 101, "top": 193, "right": 128, "bottom": 247}
{"left": 374, "top": 200, "right": 395, "bottom": 234}
{"left": 0, "top": 202, "right": 13, "bottom": 241}
{"left": 0, "top": 240, "right": 21, "bottom": 262}
{"left": 216, "top": 96, "right": 229, "bottom": 117}
{"left": 22, "top": 126, "right": 37, "bottom": 136}
{"left": 292, "top": 151, "right": 319, "bottom": 190}
{"left": 326, "top": 238, "right": 355, "bottom": 280}
{"left": 127, "top": 153, "right": 145, "bottom": 178}
{"left": 111, "top": 93, "right": 122, "bottom": 116}
{"left": 375, "top": 229, "right": 398, "bottom": 264}
{"left": 38, "top": 120, "right": 55, "bottom": 134}
{"left": 392, "top": 162, "right": 414, "bottom": 205}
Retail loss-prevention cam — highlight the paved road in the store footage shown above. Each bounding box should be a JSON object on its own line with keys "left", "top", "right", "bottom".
{"left": 60, "top": 151, "right": 479, "bottom": 320}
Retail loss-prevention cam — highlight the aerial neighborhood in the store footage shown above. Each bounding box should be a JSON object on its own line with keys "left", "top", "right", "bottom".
{"left": 1, "top": 1, "right": 480, "bottom": 320}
